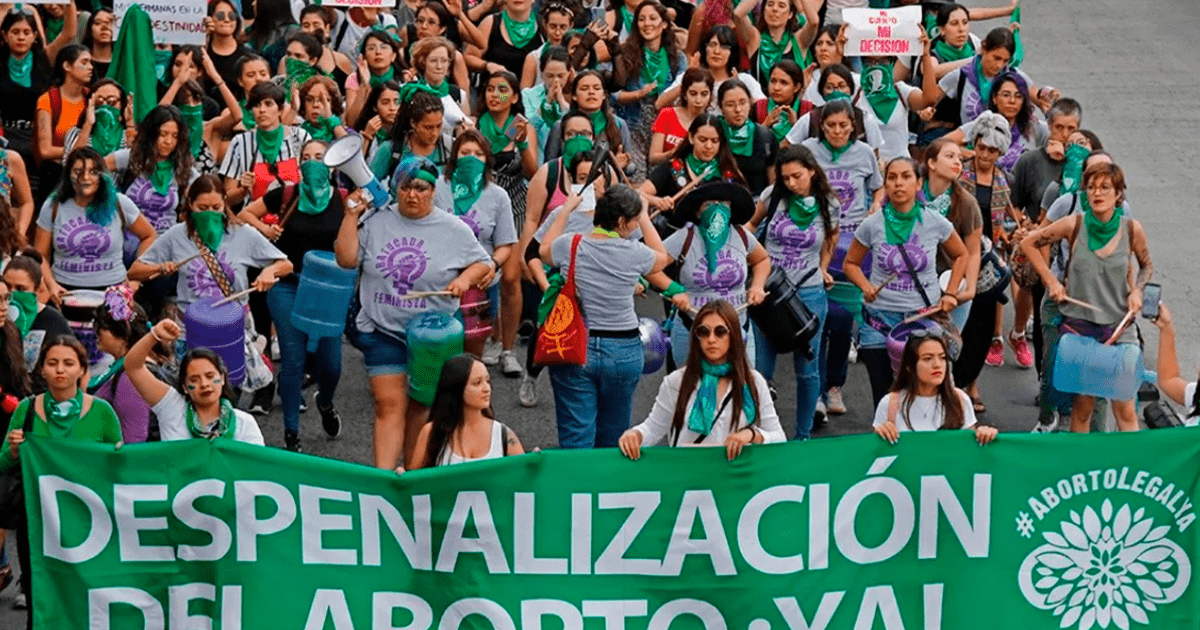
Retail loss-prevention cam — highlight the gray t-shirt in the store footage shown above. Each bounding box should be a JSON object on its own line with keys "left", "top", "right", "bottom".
{"left": 784, "top": 104, "right": 887, "bottom": 152}
{"left": 801, "top": 138, "right": 881, "bottom": 231}
{"left": 37, "top": 194, "right": 142, "bottom": 287}
{"left": 433, "top": 180, "right": 518, "bottom": 286}
{"left": 663, "top": 225, "right": 760, "bottom": 315}
{"left": 549, "top": 235, "right": 657, "bottom": 331}
{"left": 355, "top": 207, "right": 491, "bottom": 335}
{"left": 1044, "top": 192, "right": 1135, "bottom": 281}
{"left": 854, "top": 209, "right": 955, "bottom": 313}
{"left": 139, "top": 223, "right": 286, "bottom": 310}
{"left": 760, "top": 186, "right": 840, "bottom": 289}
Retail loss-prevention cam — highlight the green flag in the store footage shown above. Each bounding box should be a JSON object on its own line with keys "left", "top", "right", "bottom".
{"left": 1011, "top": 5, "right": 1024, "bottom": 67}
{"left": 107, "top": 5, "right": 156, "bottom": 123}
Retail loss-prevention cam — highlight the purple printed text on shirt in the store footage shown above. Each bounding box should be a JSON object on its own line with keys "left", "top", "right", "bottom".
{"left": 56, "top": 217, "right": 115, "bottom": 273}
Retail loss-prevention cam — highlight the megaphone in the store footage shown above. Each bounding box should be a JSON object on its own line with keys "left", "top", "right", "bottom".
{"left": 324, "top": 134, "right": 390, "bottom": 208}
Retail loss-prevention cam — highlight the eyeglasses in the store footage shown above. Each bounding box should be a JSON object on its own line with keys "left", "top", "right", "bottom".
{"left": 1086, "top": 184, "right": 1115, "bottom": 194}
{"left": 694, "top": 324, "right": 730, "bottom": 339}
{"left": 94, "top": 95, "right": 120, "bottom": 107}
{"left": 212, "top": 11, "right": 236, "bottom": 22}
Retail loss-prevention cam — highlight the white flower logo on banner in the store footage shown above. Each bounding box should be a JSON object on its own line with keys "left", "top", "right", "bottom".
{"left": 1018, "top": 499, "right": 1191, "bottom": 629}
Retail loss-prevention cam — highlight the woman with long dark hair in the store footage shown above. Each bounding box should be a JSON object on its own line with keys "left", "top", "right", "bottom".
{"left": 544, "top": 71, "right": 632, "bottom": 170}
{"left": 88, "top": 285, "right": 154, "bottom": 444}
{"left": 80, "top": 8, "right": 113, "bottom": 78}
{"left": 650, "top": 68, "right": 713, "bottom": 166}
{"left": 371, "top": 88, "right": 447, "bottom": 177}
{"left": 35, "top": 43, "right": 92, "bottom": 169}
{"left": 204, "top": 0, "right": 252, "bottom": 99}
{"left": 656, "top": 26, "right": 764, "bottom": 111}
{"left": 613, "top": 0, "right": 686, "bottom": 177}
{"left": 620, "top": 300, "right": 782, "bottom": 459}
{"left": 296, "top": 5, "right": 354, "bottom": 84}
{"left": 744, "top": 0, "right": 818, "bottom": 85}
{"left": 410, "top": 354, "right": 526, "bottom": 469}
{"left": 244, "top": 0, "right": 299, "bottom": 71}
{"left": 718, "top": 80, "right": 776, "bottom": 195}
{"left": 521, "top": 44, "right": 571, "bottom": 162}
{"left": 122, "top": 105, "right": 194, "bottom": 236}
{"left": 641, "top": 113, "right": 747, "bottom": 214}
{"left": 344, "top": 31, "right": 407, "bottom": 127}
{"left": 2, "top": 250, "right": 73, "bottom": 377}
{"left": 943, "top": 70, "right": 1046, "bottom": 175}
{"left": 352, "top": 79, "right": 401, "bottom": 163}
{"left": 63, "top": 78, "right": 131, "bottom": 163}
{"left": 475, "top": 70, "right": 538, "bottom": 224}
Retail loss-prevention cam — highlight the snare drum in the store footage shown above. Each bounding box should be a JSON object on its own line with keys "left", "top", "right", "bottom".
{"left": 60, "top": 289, "right": 106, "bottom": 367}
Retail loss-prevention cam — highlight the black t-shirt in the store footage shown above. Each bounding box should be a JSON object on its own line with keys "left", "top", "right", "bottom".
{"left": 261, "top": 185, "right": 345, "bottom": 280}
{"left": 206, "top": 43, "right": 253, "bottom": 100}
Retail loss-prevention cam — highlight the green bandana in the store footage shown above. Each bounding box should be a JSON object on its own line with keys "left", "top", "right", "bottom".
{"left": 284, "top": 57, "right": 321, "bottom": 93}
{"left": 192, "top": 211, "right": 226, "bottom": 251}
{"left": 1060, "top": 143, "right": 1089, "bottom": 195}
{"left": 1081, "top": 193, "right": 1125, "bottom": 252}
{"left": 932, "top": 37, "right": 974, "bottom": 62}
{"left": 397, "top": 81, "right": 441, "bottom": 104}
{"left": 255, "top": 124, "right": 284, "bottom": 164}
{"left": 720, "top": 118, "right": 753, "bottom": 157}
{"left": 641, "top": 46, "right": 670, "bottom": 95}
{"left": 592, "top": 226, "right": 620, "bottom": 238}
{"left": 973, "top": 57, "right": 994, "bottom": 106}
{"left": 539, "top": 93, "right": 564, "bottom": 125}
{"left": 186, "top": 398, "right": 237, "bottom": 439}
{"left": 685, "top": 153, "right": 718, "bottom": 182}
{"left": 766, "top": 99, "right": 799, "bottom": 143}
{"left": 302, "top": 115, "right": 341, "bottom": 142}
{"left": 757, "top": 32, "right": 799, "bottom": 79}
{"left": 922, "top": 181, "right": 951, "bottom": 217}
{"left": 239, "top": 100, "right": 256, "bottom": 130}
{"left": 1010, "top": 5, "right": 1024, "bottom": 68}
{"left": 7, "top": 52, "right": 31, "bottom": 88}
{"left": 180, "top": 103, "right": 205, "bottom": 157}
{"left": 824, "top": 90, "right": 851, "bottom": 102}
{"left": 370, "top": 65, "right": 396, "bottom": 89}
{"left": 588, "top": 109, "right": 608, "bottom": 138}
{"left": 154, "top": 48, "right": 172, "bottom": 82}
{"left": 419, "top": 78, "right": 450, "bottom": 98}
{"left": 502, "top": 11, "right": 538, "bottom": 49}
{"left": 698, "top": 202, "right": 732, "bottom": 275}
{"left": 562, "top": 136, "right": 593, "bottom": 169}
{"left": 687, "top": 360, "right": 756, "bottom": 436}
{"left": 821, "top": 139, "right": 850, "bottom": 163}
{"left": 883, "top": 201, "right": 924, "bottom": 245}
{"left": 619, "top": 5, "right": 634, "bottom": 34}
{"left": 92, "top": 105, "right": 124, "bottom": 156}
{"left": 87, "top": 357, "right": 124, "bottom": 391}
{"left": 150, "top": 160, "right": 175, "bottom": 196}
{"left": 9, "top": 291, "right": 37, "bottom": 338}
{"left": 298, "top": 160, "right": 332, "bottom": 215}
{"left": 478, "top": 112, "right": 514, "bottom": 155}
{"left": 451, "top": 155, "right": 486, "bottom": 216}
{"left": 786, "top": 195, "right": 819, "bottom": 230}
{"left": 47, "top": 18, "right": 65, "bottom": 44}
{"left": 923, "top": 11, "right": 939, "bottom": 40}
{"left": 44, "top": 389, "right": 83, "bottom": 433}
{"left": 862, "top": 62, "right": 900, "bottom": 123}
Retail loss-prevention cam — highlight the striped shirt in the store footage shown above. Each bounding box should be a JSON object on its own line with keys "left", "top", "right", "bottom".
{"left": 217, "top": 126, "right": 311, "bottom": 194}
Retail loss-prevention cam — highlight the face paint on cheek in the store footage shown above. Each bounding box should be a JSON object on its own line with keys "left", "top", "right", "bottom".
{"left": 498, "top": 92, "right": 510, "bottom": 103}
{"left": 187, "top": 384, "right": 197, "bottom": 391}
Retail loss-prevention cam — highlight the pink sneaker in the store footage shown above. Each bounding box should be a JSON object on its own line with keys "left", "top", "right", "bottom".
{"left": 985, "top": 337, "right": 1004, "bottom": 367}
{"left": 1009, "top": 330, "right": 1033, "bottom": 369}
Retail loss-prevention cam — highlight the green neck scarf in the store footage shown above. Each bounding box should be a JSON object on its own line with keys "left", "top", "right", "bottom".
{"left": 562, "top": 135, "right": 593, "bottom": 168}
{"left": 588, "top": 109, "right": 608, "bottom": 138}
{"left": 8, "top": 52, "right": 31, "bottom": 89}
{"left": 419, "top": 78, "right": 450, "bottom": 98}
{"left": 302, "top": 115, "right": 341, "bottom": 142}
{"left": 922, "top": 181, "right": 951, "bottom": 217}
{"left": 47, "top": 18, "right": 65, "bottom": 44}
{"left": 766, "top": 98, "right": 799, "bottom": 143}
{"left": 641, "top": 46, "right": 670, "bottom": 95}
{"left": 720, "top": 118, "right": 753, "bottom": 157}
{"left": 932, "top": 37, "right": 974, "bottom": 62}
{"left": 786, "top": 195, "right": 819, "bottom": 230}
{"left": 1081, "top": 193, "right": 1125, "bottom": 252}
{"left": 698, "top": 202, "right": 731, "bottom": 274}
{"left": 92, "top": 105, "right": 124, "bottom": 156}
{"left": 43, "top": 389, "right": 83, "bottom": 432}
{"left": 451, "top": 155, "right": 487, "bottom": 216}
{"left": 87, "top": 357, "right": 124, "bottom": 391}
{"left": 539, "top": 88, "right": 564, "bottom": 125}
{"left": 255, "top": 124, "right": 284, "bottom": 164}
{"left": 186, "top": 398, "right": 237, "bottom": 439}
{"left": 478, "top": 111, "right": 514, "bottom": 155}
{"left": 821, "top": 139, "right": 850, "bottom": 163}
{"left": 883, "top": 201, "right": 924, "bottom": 245}
{"left": 592, "top": 226, "right": 620, "bottom": 238}
{"left": 757, "top": 31, "right": 796, "bottom": 78}
{"left": 369, "top": 65, "right": 395, "bottom": 89}
{"left": 685, "top": 153, "right": 718, "bottom": 182}
{"left": 1010, "top": 5, "right": 1024, "bottom": 68}
{"left": 502, "top": 11, "right": 538, "bottom": 49}
{"left": 238, "top": 100, "right": 256, "bottom": 130}
{"left": 687, "top": 360, "right": 756, "bottom": 436}
{"left": 150, "top": 160, "right": 175, "bottom": 196}
{"left": 862, "top": 62, "right": 900, "bottom": 123}
{"left": 973, "top": 56, "right": 995, "bottom": 106}
{"left": 1060, "top": 143, "right": 1089, "bottom": 195}
{"left": 8, "top": 291, "right": 37, "bottom": 338}
{"left": 619, "top": 5, "right": 634, "bottom": 34}
{"left": 192, "top": 211, "right": 226, "bottom": 251}
{"left": 298, "top": 160, "right": 332, "bottom": 215}
{"left": 180, "top": 103, "right": 205, "bottom": 157}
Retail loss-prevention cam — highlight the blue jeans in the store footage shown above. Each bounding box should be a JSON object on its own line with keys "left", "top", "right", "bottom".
{"left": 754, "top": 286, "right": 827, "bottom": 440}
{"left": 548, "top": 335, "right": 643, "bottom": 449}
{"left": 267, "top": 282, "right": 344, "bottom": 434}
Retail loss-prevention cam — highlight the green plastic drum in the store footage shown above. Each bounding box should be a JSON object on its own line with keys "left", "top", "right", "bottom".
{"left": 827, "top": 282, "right": 864, "bottom": 325}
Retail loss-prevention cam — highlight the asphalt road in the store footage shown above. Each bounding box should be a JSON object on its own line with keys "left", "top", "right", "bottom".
{"left": 2, "top": 0, "right": 1200, "bottom": 625}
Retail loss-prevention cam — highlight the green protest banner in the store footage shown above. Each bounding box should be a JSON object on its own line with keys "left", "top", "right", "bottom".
{"left": 21, "top": 429, "right": 1200, "bottom": 629}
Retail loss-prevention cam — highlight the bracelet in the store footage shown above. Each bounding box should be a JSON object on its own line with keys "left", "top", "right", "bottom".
{"left": 662, "top": 281, "right": 686, "bottom": 298}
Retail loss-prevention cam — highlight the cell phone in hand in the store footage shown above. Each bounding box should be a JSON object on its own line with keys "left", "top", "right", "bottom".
{"left": 505, "top": 114, "right": 528, "bottom": 140}
{"left": 591, "top": 6, "right": 606, "bottom": 22}
{"left": 1142, "top": 283, "right": 1162, "bottom": 320}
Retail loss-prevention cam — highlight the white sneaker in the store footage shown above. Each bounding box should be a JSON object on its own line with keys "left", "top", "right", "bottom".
{"left": 826, "top": 387, "right": 847, "bottom": 415}
{"left": 13, "top": 593, "right": 26, "bottom": 610}
{"left": 270, "top": 337, "right": 281, "bottom": 362}
{"left": 482, "top": 339, "right": 502, "bottom": 366}
{"left": 519, "top": 374, "right": 538, "bottom": 407}
{"left": 500, "top": 350, "right": 523, "bottom": 378}
{"left": 813, "top": 399, "right": 827, "bottom": 426}
{"left": 848, "top": 341, "right": 858, "bottom": 364}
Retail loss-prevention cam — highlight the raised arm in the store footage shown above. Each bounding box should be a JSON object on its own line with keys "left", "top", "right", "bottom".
{"left": 123, "top": 319, "right": 177, "bottom": 408}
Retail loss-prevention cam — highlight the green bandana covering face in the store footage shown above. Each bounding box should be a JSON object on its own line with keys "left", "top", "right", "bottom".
{"left": 87, "top": 357, "right": 124, "bottom": 391}
{"left": 44, "top": 389, "right": 83, "bottom": 431}
{"left": 451, "top": 155, "right": 486, "bottom": 216}
{"left": 8, "top": 52, "right": 31, "bottom": 88}
{"left": 369, "top": 65, "right": 396, "bottom": 89}
{"left": 922, "top": 181, "right": 951, "bottom": 217}
{"left": 862, "top": 62, "right": 900, "bottom": 123}
{"left": 192, "top": 211, "right": 226, "bottom": 251}
{"left": 478, "top": 112, "right": 514, "bottom": 155}
{"left": 239, "top": 100, "right": 256, "bottom": 130}
{"left": 685, "top": 153, "right": 718, "bottom": 182}
{"left": 284, "top": 57, "right": 321, "bottom": 93}
{"left": 154, "top": 48, "right": 172, "bottom": 82}
{"left": 187, "top": 398, "right": 237, "bottom": 440}
{"left": 821, "top": 139, "right": 850, "bottom": 163}
{"left": 641, "top": 46, "right": 670, "bottom": 95}
{"left": 883, "top": 201, "right": 924, "bottom": 245}
{"left": 302, "top": 115, "right": 341, "bottom": 142}
{"left": 786, "top": 195, "right": 819, "bottom": 230}
{"left": 720, "top": 118, "right": 753, "bottom": 157}
{"left": 687, "top": 360, "right": 756, "bottom": 436}
{"left": 1060, "top": 143, "right": 1090, "bottom": 195}
{"left": 698, "top": 202, "right": 732, "bottom": 275}
{"left": 255, "top": 124, "right": 284, "bottom": 164}
{"left": 932, "top": 37, "right": 974, "bottom": 62}
{"left": 502, "top": 11, "right": 538, "bottom": 49}
{"left": 1081, "top": 192, "right": 1124, "bottom": 252}
{"left": 8, "top": 291, "right": 37, "bottom": 338}
{"left": 298, "top": 160, "right": 332, "bottom": 215}
{"left": 92, "top": 105, "right": 125, "bottom": 156}
{"left": 419, "top": 78, "right": 450, "bottom": 98}
{"left": 150, "top": 160, "right": 175, "bottom": 196}
{"left": 180, "top": 103, "right": 205, "bottom": 157}
{"left": 562, "top": 135, "right": 593, "bottom": 169}
{"left": 824, "top": 90, "right": 851, "bottom": 102}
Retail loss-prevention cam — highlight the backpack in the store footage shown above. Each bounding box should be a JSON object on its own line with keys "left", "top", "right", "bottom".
{"left": 932, "top": 69, "right": 969, "bottom": 127}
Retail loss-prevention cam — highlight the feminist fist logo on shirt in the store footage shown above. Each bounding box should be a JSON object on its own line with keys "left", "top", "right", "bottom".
{"left": 878, "top": 235, "right": 928, "bottom": 292}
{"left": 376, "top": 237, "right": 428, "bottom": 296}
{"left": 186, "top": 254, "right": 237, "bottom": 298}
{"left": 770, "top": 211, "right": 818, "bottom": 269}
{"left": 691, "top": 250, "right": 746, "bottom": 297}
{"left": 57, "top": 218, "right": 110, "bottom": 262}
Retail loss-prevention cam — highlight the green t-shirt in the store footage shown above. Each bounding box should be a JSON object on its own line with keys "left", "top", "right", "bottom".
{"left": 0, "top": 395, "right": 123, "bottom": 474}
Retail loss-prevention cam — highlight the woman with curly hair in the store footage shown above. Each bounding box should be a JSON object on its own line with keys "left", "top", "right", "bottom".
{"left": 370, "top": 88, "right": 448, "bottom": 178}
{"left": 613, "top": 0, "right": 686, "bottom": 177}
{"left": 294, "top": 75, "right": 349, "bottom": 142}
{"left": 122, "top": 106, "right": 195, "bottom": 236}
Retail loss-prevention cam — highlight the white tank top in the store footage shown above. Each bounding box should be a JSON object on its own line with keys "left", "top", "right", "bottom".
{"left": 438, "top": 421, "right": 506, "bottom": 466}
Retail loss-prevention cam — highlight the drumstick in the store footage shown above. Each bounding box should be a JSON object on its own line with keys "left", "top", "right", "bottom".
{"left": 1105, "top": 310, "right": 1137, "bottom": 346}
{"left": 873, "top": 273, "right": 897, "bottom": 291}
{"left": 1062, "top": 295, "right": 1099, "bottom": 311}
{"left": 147, "top": 253, "right": 202, "bottom": 279}
{"left": 404, "top": 290, "right": 454, "bottom": 299}
{"left": 900, "top": 306, "right": 941, "bottom": 325}
{"left": 669, "top": 165, "right": 717, "bottom": 204}
{"left": 213, "top": 288, "right": 257, "bottom": 307}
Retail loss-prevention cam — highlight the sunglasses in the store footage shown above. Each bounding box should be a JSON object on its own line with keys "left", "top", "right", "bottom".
{"left": 212, "top": 11, "right": 237, "bottom": 22}
{"left": 906, "top": 328, "right": 943, "bottom": 343}
{"left": 694, "top": 324, "right": 730, "bottom": 339}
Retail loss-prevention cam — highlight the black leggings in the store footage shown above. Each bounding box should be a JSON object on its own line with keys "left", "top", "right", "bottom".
{"left": 860, "top": 348, "right": 895, "bottom": 408}
{"left": 954, "top": 294, "right": 999, "bottom": 388}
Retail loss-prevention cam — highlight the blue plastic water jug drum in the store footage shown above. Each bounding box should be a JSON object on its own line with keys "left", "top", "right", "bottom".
{"left": 1053, "top": 333, "right": 1149, "bottom": 402}
{"left": 292, "top": 251, "right": 357, "bottom": 352}
{"left": 185, "top": 297, "right": 247, "bottom": 386}
{"left": 407, "top": 312, "right": 464, "bottom": 406}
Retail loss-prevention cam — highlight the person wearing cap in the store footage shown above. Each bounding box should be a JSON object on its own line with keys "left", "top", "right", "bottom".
{"left": 647, "top": 181, "right": 768, "bottom": 370}
{"left": 335, "top": 157, "right": 493, "bottom": 470}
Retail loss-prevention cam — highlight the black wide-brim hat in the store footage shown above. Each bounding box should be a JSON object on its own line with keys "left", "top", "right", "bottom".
{"left": 670, "top": 181, "right": 756, "bottom": 229}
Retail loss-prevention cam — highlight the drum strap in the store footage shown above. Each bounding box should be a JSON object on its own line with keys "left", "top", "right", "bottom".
{"left": 896, "top": 243, "right": 933, "bottom": 308}
{"left": 193, "top": 234, "right": 236, "bottom": 297}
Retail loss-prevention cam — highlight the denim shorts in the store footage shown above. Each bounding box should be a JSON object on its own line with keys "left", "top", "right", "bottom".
{"left": 357, "top": 330, "right": 408, "bottom": 377}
